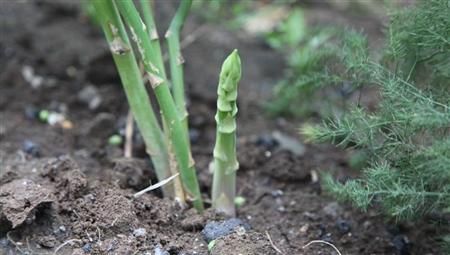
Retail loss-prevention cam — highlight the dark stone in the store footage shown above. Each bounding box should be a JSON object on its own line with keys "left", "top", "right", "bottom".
{"left": 82, "top": 243, "right": 92, "bottom": 253}
{"left": 255, "top": 133, "right": 278, "bottom": 150}
{"left": 392, "top": 234, "right": 412, "bottom": 255}
{"left": 201, "top": 218, "right": 251, "bottom": 242}
{"left": 316, "top": 223, "right": 326, "bottom": 238}
{"left": 189, "top": 128, "right": 200, "bottom": 144}
{"left": 0, "top": 237, "right": 9, "bottom": 248}
{"left": 270, "top": 189, "right": 283, "bottom": 197}
{"left": 336, "top": 219, "right": 351, "bottom": 234}
{"left": 24, "top": 105, "right": 39, "bottom": 120}
{"left": 22, "top": 140, "right": 40, "bottom": 156}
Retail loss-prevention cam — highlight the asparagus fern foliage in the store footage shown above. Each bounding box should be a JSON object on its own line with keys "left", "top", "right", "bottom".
{"left": 302, "top": 0, "right": 450, "bottom": 221}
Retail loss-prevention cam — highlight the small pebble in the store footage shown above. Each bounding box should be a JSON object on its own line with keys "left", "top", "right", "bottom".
{"left": 392, "top": 234, "right": 411, "bottom": 255}
{"left": 272, "top": 130, "right": 305, "bottom": 156}
{"left": 133, "top": 228, "right": 147, "bottom": 237}
{"left": 84, "top": 194, "right": 95, "bottom": 202}
{"left": 189, "top": 128, "right": 200, "bottom": 144}
{"left": 154, "top": 245, "right": 169, "bottom": 255}
{"left": 336, "top": 219, "right": 351, "bottom": 234}
{"left": 24, "top": 105, "right": 39, "bottom": 120}
{"left": 47, "top": 112, "right": 65, "bottom": 126}
{"left": 303, "top": 211, "right": 319, "bottom": 221}
{"left": 22, "top": 140, "right": 40, "bottom": 156}
{"left": 321, "top": 233, "right": 333, "bottom": 243}
{"left": 78, "top": 85, "right": 102, "bottom": 110}
{"left": 270, "top": 189, "right": 283, "bottom": 197}
{"left": 0, "top": 237, "right": 9, "bottom": 247}
{"left": 316, "top": 224, "right": 326, "bottom": 238}
{"left": 255, "top": 133, "right": 278, "bottom": 150}
{"left": 61, "top": 120, "right": 73, "bottom": 130}
{"left": 300, "top": 224, "right": 309, "bottom": 233}
{"left": 363, "top": 221, "right": 372, "bottom": 229}
{"left": 323, "top": 202, "right": 343, "bottom": 219}
{"left": 82, "top": 243, "right": 92, "bottom": 253}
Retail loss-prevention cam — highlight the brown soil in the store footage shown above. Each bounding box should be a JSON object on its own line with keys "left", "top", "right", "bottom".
{"left": 0, "top": 1, "right": 446, "bottom": 255}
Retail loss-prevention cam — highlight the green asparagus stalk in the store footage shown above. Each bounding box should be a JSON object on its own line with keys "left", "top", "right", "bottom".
{"left": 166, "top": 0, "right": 192, "bottom": 142}
{"left": 212, "top": 50, "right": 242, "bottom": 216}
{"left": 115, "top": 0, "right": 203, "bottom": 212}
{"left": 139, "top": 0, "right": 186, "bottom": 204}
{"left": 92, "top": 0, "right": 173, "bottom": 196}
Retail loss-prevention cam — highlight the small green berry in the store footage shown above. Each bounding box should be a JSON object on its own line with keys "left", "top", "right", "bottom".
{"left": 234, "top": 196, "right": 246, "bottom": 208}
{"left": 38, "top": 110, "right": 50, "bottom": 123}
{"left": 108, "top": 134, "right": 123, "bottom": 146}
{"left": 208, "top": 240, "right": 216, "bottom": 252}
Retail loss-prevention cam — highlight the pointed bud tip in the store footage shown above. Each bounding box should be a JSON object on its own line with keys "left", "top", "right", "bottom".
{"left": 219, "top": 49, "right": 242, "bottom": 88}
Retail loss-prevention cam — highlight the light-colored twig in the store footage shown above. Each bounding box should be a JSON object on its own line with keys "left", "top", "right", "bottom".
{"left": 265, "top": 231, "right": 286, "bottom": 255}
{"left": 7, "top": 232, "right": 28, "bottom": 254}
{"left": 133, "top": 173, "right": 180, "bottom": 198}
{"left": 53, "top": 239, "right": 82, "bottom": 254}
{"left": 124, "top": 109, "right": 134, "bottom": 158}
{"left": 303, "top": 240, "right": 343, "bottom": 255}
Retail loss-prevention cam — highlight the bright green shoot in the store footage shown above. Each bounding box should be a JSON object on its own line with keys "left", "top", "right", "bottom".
{"left": 212, "top": 50, "right": 242, "bottom": 216}
{"left": 91, "top": 0, "right": 173, "bottom": 197}
{"left": 93, "top": 0, "right": 243, "bottom": 215}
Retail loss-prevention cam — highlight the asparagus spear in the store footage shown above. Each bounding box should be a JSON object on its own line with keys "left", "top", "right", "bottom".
{"left": 212, "top": 50, "right": 242, "bottom": 216}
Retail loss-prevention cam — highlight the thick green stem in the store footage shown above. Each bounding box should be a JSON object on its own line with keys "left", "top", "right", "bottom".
{"left": 115, "top": 0, "right": 203, "bottom": 212}
{"left": 92, "top": 0, "right": 173, "bottom": 196}
{"left": 139, "top": 0, "right": 185, "bottom": 203}
{"left": 166, "top": 0, "right": 192, "bottom": 142}
{"left": 212, "top": 50, "right": 242, "bottom": 216}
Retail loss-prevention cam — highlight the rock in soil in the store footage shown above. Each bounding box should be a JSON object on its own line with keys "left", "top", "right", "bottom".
{"left": 133, "top": 227, "right": 147, "bottom": 237}
{"left": 22, "top": 139, "right": 40, "bottom": 157}
{"left": 272, "top": 130, "right": 305, "bottom": 156}
{"left": 392, "top": 234, "right": 412, "bottom": 255}
{"left": 336, "top": 218, "right": 351, "bottom": 234}
{"left": 202, "top": 218, "right": 251, "bottom": 242}
{"left": 0, "top": 179, "right": 53, "bottom": 229}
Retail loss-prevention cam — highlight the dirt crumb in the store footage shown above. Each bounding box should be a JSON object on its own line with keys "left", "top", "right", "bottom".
{"left": 211, "top": 231, "right": 277, "bottom": 255}
{"left": 0, "top": 179, "right": 53, "bottom": 228}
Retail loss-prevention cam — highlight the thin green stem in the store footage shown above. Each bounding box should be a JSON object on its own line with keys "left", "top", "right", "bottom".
{"left": 166, "top": 0, "right": 192, "bottom": 143}
{"left": 212, "top": 50, "right": 241, "bottom": 216}
{"left": 92, "top": 0, "right": 173, "bottom": 196}
{"left": 139, "top": 0, "right": 166, "bottom": 79}
{"left": 115, "top": 0, "right": 203, "bottom": 212}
